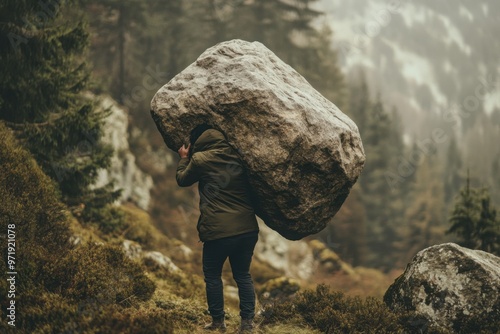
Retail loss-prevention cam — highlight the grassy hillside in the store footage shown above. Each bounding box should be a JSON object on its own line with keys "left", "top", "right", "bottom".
{"left": 0, "top": 121, "right": 315, "bottom": 333}
{"left": 0, "top": 122, "right": 174, "bottom": 333}
{"left": 0, "top": 121, "right": 451, "bottom": 333}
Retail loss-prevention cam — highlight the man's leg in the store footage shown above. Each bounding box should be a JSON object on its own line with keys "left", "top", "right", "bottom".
{"left": 228, "top": 234, "right": 258, "bottom": 320}
{"left": 203, "top": 239, "right": 229, "bottom": 320}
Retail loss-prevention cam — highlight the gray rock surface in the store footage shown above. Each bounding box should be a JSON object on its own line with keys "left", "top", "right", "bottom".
{"left": 384, "top": 243, "right": 500, "bottom": 331}
{"left": 254, "top": 219, "right": 359, "bottom": 281}
{"left": 143, "top": 251, "right": 180, "bottom": 273}
{"left": 255, "top": 220, "right": 315, "bottom": 280}
{"left": 122, "top": 239, "right": 180, "bottom": 273}
{"left": 150, "top": 39, "right": 365, "bottom": 239}
{"left": 93, "top": 95, "right": 153, "bottom": 210}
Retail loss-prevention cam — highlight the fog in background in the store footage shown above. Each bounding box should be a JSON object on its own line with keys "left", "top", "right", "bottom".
{"left": 317, "top": 0, "right": 500, "bottom": 179}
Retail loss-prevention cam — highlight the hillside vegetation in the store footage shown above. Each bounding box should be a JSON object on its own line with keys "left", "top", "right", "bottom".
{"left": 1, "top": 122, "right": 452, "bottom": 333}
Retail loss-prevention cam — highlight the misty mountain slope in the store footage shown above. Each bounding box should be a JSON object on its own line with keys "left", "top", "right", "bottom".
{"left": 317, "top": 0, "right": 500, "bottom": 135}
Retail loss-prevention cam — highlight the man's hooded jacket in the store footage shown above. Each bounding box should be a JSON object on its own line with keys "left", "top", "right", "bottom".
{"left": 176, "top": 129, "right": 259, "bottom": 242}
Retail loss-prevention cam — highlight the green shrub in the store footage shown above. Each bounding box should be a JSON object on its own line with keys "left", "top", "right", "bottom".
{"left": 151, "top": 269, "right": 210, "bottom": 332}
{"left": 0, "top": 123, "right": 171, "bottom": 333}
{"left": 0, "top": 122, "right": 72, "bottom": 296}
{"left": 19, "top": 292, "right": 79, "bottom": 332}
{"left": 44, "top": 243, "right": 156, "bottom": 303}
{"left": 259, "top": 277, "right": 300, "bottom": 303}
{"left": 262, "top": 284, "right": 449, "bottom": 334}
{"left": 83, "top": 201, "right": 127, "bottom": 235}
{"left": 156, "top": 298, "right": 208, "bottom": 331}
{"left": 119, "top": 203, "right": 173, "bottom": 250}
{"left": 0, "top": 124, "right": 71, "bottom": 236}
{"left": 89, "top": 304, "right": 174, "bottom": 334}
{"left": 18, "top": 292, "right": 173, "bottom": 334}
{"left": 262, "top": 324, "right": 322, "bottom": 334}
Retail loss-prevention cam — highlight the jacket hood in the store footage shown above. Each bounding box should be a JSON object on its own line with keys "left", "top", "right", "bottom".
{"left": 193, "top": 129, "right": 228, "bottom": 152}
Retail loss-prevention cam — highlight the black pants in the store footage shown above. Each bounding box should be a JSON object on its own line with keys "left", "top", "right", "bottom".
{"left": 202, "top": 231, "right": 258, "bottom": 320}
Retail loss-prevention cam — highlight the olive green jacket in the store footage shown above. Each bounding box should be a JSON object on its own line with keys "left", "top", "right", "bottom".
{"left": 176, "top": 129, "right": 258, "bottom": 242}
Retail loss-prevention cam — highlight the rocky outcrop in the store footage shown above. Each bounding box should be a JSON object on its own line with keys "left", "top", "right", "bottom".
{"left": 143, "top": 251, "right": 180, "bottom": 273}
{"left": 150, "top": 39, "right": 365, "bottom": 240}
{"left": 255, "top": 222, "right": 315, "bottom": 280}
{"left": 384, "top": 243, "right": 500, "bottom": 331}
{"left": 309, "top": 239, "right": 357, "bottom": 276}
{"left": 122, "top": 239, "right": 180, "bottom": 273}
{"left": 170, "top": 242, "right": 194, "bottom": 262}
{"left": 93, "top": 95, "right": 153, "bottom": 210}
{"left": 255, "top": 221, "right": 357, "bottom": 281}
{"left": 122, "top": 239, "right": 143, "bottom": 260}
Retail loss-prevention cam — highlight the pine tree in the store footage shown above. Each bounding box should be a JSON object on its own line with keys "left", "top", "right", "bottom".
{"left": 398, "top": 157, "right": 447, "bottom": 267}
{"left": 348, "top": 72, "right": 370, "bottom": 138}
{"left": 448, "top": 172, "right": 500, "bottom": 254}
{"left": 476, "top": 191, "right": 499, "bottom": 255}
{"left": 447, "top": 174, "right": 480, "bottom": 248}
{"left": 232, "top": 0, "right": 301, "bottom": 48}
{"left": 348, "top": 75, "right": 406, "bottom": 269}
{"left": 319, "top": 186, "right": 367, "bottom": 266}
{"left": 85, "top": 0, "right": 148, "bottom": 103}
{"left": 0, "top": 0, "right": 119, "bottom": 218}
{"left": 444, "top": 134, "right": 463, "bottom": 204}
{"left": 305, "top": 24, "right": 346, "bottom": 108}
{"left": 492, "top": 152, "right": 500, "bottom": 204}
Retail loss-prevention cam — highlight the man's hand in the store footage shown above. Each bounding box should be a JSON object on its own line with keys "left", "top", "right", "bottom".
{"left": 178, "top": 144, "right": 190, "bottom": 159}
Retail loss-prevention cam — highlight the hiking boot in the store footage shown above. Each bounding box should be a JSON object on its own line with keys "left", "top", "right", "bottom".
{"left": 238, "top": 318, "right": 254, "bottom": 333}
{"left": 203, "top": 317, "right": 226, "bottom": 332}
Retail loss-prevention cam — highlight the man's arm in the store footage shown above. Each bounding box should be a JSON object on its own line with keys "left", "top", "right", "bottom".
{"left": 176, "top": 144, "right": 200, "bottom": 187}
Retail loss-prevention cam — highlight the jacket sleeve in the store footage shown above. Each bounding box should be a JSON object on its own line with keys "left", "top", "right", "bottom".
{"left": 176, "top": 155, "right": 201, "bottom": 187}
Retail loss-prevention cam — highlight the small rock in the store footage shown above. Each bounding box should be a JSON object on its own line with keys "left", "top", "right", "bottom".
{"left": 309, "top": 239, "right": 356, "bottom": 276}
{"left": 69, "top": 235, "right": 82, "bottom": 246}
{"left": 170, "top": 243, "right": 194, "bottom": 262}
{"left": 122, "top": 239, "right": 142, "bottom": 260}
{"left": 143, "top": 251, "right": 180, "bottom": 273}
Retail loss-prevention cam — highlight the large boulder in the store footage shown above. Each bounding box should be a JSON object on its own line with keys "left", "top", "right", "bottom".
{"left": 384, "top": 243, "right": 500, "bottom": 332}
{"left": 150, "top": 39, "right": 365, "bottom": 240}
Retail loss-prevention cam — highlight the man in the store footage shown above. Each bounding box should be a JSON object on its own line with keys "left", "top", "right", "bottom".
{"left": 176, "top": 124, "right": 259, "bottom": 333}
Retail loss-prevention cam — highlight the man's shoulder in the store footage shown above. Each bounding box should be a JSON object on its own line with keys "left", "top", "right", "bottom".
{"left": 191, "top": 151, "right": 208, "bottom": 162}
{"left": 191, "top": 151, "right": 207, "bottom": 161}
{"left": 192, "top": 146, "right": 243, "bottom": 167}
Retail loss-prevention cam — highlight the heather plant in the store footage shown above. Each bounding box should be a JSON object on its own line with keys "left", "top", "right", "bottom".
{"left": 0, "top": 123, "right": 172, "bottom": 333}
{"left": 261, "top": 284, "right": 449, "bottom": 334}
